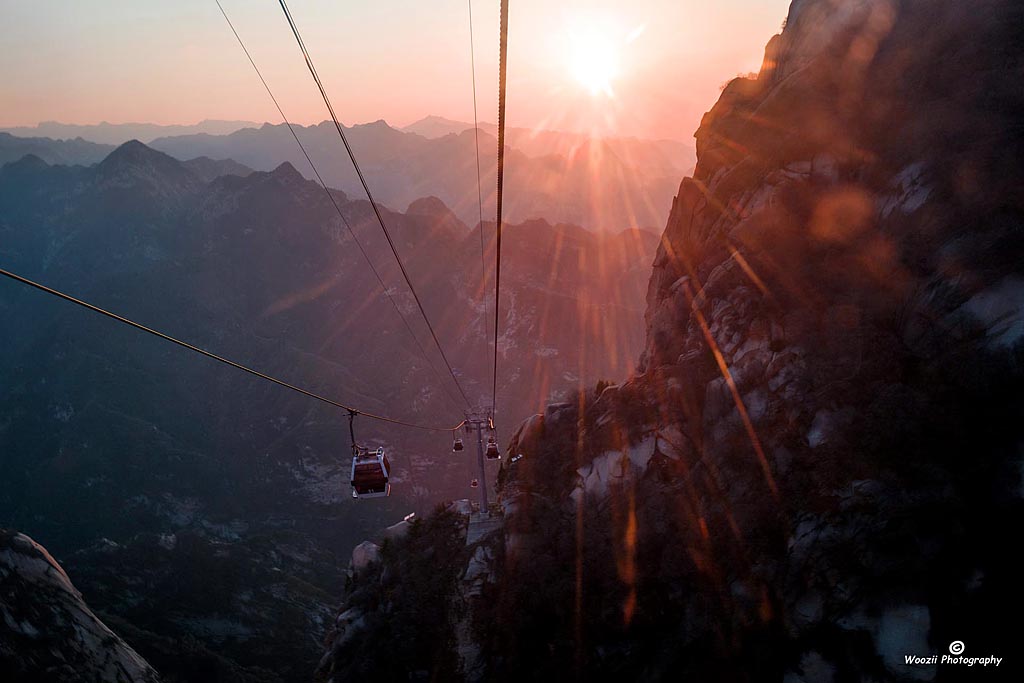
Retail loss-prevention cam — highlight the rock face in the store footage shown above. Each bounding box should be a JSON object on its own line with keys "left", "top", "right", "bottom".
{"left": 321, "top": 0, "right": 1024, "bottom": 680}
{"left": 0, "top": 530, "right": 159, "bottom": 682}
{"left": 315, "top": 507, "right": 481, "bottom": 683}
{"left": 496, "top": 0, "right": 1024, "bottom": 679}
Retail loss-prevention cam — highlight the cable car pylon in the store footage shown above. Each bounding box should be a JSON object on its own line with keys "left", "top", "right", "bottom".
{"left": 464, "top": 409, "right": 497, "bottom": 514}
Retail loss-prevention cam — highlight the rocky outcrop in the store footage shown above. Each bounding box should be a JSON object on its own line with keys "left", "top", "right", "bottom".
{"left": 496, "top": 0, "right": 1024, "bottom": 681}
{"left": 316, "top": 501, "right": 506, "bottom": 682}
{"left": 315, "top": 505, "right": 485, "bottom": 683}
{"left": 0, "top": 530, "right": 159, "bottom": 682}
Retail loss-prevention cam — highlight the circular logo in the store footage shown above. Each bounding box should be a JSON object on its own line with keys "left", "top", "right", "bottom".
{"left": 949, "top": 641, "right": 965, "bottom": 655}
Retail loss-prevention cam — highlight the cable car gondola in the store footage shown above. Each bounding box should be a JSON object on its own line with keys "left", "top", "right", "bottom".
{"left": 453, "top": 429, "right": 464, "bottom": 452}
{"left": 351, "top": 445, "right": 391, "bottom": 499}
{"left": 485, "top": 436, "right": 500, "bottom": 460}
{"left": 471, "top": 478, "right": 479, "bottom": 488}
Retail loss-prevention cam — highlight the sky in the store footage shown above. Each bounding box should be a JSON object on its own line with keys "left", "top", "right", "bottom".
{"left": 0, "top": 0, "right": 791, "bottom": 142}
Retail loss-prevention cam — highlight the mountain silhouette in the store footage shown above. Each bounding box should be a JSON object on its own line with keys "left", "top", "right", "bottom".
{"left": 149, "top": 119, "right": 687, "bottom": 233}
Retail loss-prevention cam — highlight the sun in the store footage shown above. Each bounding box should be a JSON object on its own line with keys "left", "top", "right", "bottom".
{"left": 567, "top": 26, "right": 621, "bottom": 97}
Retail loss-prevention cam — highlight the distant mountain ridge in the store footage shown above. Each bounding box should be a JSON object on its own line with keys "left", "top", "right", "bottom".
{"left": 149, "top": 118, "right": 689, "bottom": 233}
{"left": 403, "top": 114, "right": 695, "bottom": 173}
{"left": 401, "top": 115, "right": 476, "bottom": 139}
{"left": 2, "top": 116, "right": 693, "bottom": 232}
{"left": 1, "top": 119, "right": 258, "bottom": 145}
{"left": 181, "top": 156, "right": 255, "bottom": 183}
{"left": 0, "top": 132, "right": 115, "bottom": 167}
{"left": 0, "top": 134, "right": 254, "bottom": 184}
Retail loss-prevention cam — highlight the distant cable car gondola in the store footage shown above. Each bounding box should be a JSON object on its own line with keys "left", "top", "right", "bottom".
{"left": 471, "top": 478, "right": 479, "bottom": 488}
{"left": 453, "top": 429, "right": 464, "bottom": 452}
{"left": 351, "top": 445, "right": 391, "bottom": 499}
{"left": 485, "top": 436, "right": 500, "bottom": 460}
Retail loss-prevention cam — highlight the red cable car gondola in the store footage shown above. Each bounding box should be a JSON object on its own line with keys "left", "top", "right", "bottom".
{"left": 351, "top": 445, "right": 391, "bottom": 499}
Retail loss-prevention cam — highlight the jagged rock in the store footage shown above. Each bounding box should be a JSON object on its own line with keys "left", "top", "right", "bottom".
{"left": 383, "top": 519, "right": 413, "bottom": 539}
{"left": 0, "top": 530, "right": 160, "bottom": 682}
{"left": 484, "top": 0, "right": 1024, "bottom": 679}
{"left": 350, "top": 541, "right": 380, "bottom": 571}
{"left": 462, "top": 545, "right": 494, "bottom": 584}
{"left": 316, "top": 509, "right": 469, "bottom": 683}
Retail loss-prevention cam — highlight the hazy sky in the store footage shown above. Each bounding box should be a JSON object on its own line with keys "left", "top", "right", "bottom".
{"left": 1, "top": 0, "right": 791, "bottom": 142}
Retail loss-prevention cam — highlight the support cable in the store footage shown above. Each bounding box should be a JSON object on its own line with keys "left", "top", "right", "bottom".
{"left": 214, "top": 0, "right": 465, "bottom": 414}
{"left": 277, "top": 0, "right": 473, "bottom": 409}
{"left": 468, "top": 0, "right": 492, "bottom": 390}
{"left": 491, "top": 0, "right": 510, "bottom": 418}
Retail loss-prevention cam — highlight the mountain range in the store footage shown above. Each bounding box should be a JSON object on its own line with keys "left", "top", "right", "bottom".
{"left": 0, "top": 120, "right": 259, "bottom": 145}
{"left": 0, "top": 139, "right": 657, "bottom": 680}
{"left": 150, "top": 120, "right": 689, "bottom": 234}
{"left": 1, "top": 118, "right": 691, "bottom": 234}
{"left": 403, "top": 114, "right": 695, "bottom": 173}
{"left": 0, "top": 132, "right": 116, "bottom": 167}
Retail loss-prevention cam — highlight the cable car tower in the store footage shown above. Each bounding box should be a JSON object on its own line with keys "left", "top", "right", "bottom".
{"left": 463, "top": 408, "right": 498, "bottom": 513}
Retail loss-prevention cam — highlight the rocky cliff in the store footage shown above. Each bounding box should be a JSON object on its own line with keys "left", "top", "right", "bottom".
{"left": 0, "top": 530, "right": 159, "bottom": 682}
{"left": 321, "top": 0, "right": 1024, "bottom": 680}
